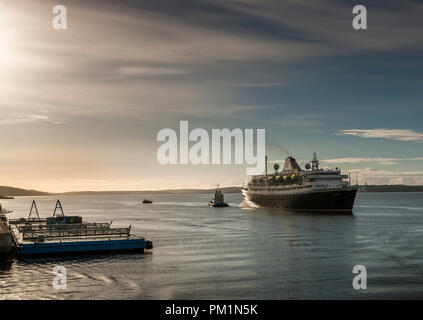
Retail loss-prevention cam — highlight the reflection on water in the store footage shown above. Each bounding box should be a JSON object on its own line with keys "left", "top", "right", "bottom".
{"left": 1, "top": 192, "right": 423, "bottom": 299}
{"left": 0, "top": 260, "right": 13, "bottom": 272}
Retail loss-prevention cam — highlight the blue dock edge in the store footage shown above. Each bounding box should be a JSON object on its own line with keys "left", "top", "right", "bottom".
{"left": 17, "top": 238, "right": 153, "bottom": 256}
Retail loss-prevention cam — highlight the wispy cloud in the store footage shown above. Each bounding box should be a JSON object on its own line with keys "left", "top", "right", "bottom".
{"left": 260, "top": 161, "right": 423, "bottom": 184}
{"left": 118, "top": 66, "right": 191, "bottom": 77}
{"left": 346, "top": 167, "right": 423, "bottom": 185}
{"left": 337, "top": 129, "right": 423, "bottom": 142}
{"left": 230, "top": 82, "right": 288, "bottom": 87}
{"left": 321, "top": 157, "right": 423, "bottom": 164}
{"left": 230, "top": 105, "right": 265, "bottom": 111}
{"left": 218, "top": 0, "right": 423, "bottom": 53}
{"left": 279, "top": 114, "right": 325, "bottom": 128}
{"left": 0, "top": 113, "right": 63, "bottom": 125}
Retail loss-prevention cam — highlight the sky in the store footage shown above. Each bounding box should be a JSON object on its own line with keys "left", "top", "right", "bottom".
{"left": 0, "top": 0, "right": 423, "bottom": 192}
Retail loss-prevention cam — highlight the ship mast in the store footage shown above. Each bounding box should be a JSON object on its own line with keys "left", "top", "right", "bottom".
{"left": 311, "top": 152, "right": 320, "bottom": 171}
{"left": 265, "top": 155, "right": 268, "bottom": 176}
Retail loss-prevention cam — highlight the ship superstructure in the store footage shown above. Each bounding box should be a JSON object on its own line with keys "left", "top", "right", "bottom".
{"left": 241, "top": 153, "right": 357, "bottom": 212}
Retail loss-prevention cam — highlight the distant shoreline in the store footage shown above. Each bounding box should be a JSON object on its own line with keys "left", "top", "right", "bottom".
{"left": 59, "top": 187, "right": 242, "bottom": 195}
{"left": 357, "top": 185, "right": 423, "bottom": 193}
{"left": 58, "top": 185, "right": 423, "bottom": 195}
{"left": 2, "top": 185, "right": 423, "bottom": 197}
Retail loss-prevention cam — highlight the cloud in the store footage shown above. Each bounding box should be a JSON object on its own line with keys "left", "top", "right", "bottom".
{"left": 230, "top": 105, "right": 263, "bottom": 111}
{"left": 321, "top": 157, "right": 423, "bottom": 164}
{"left": 279, "top": 114, "right": 325, "bottom": 128}
{"left": 0, "top": 113, "right": 63, "bottom": 125}
{"left": 379, "top": 161, "right": 397, "bottom": 166}
{"left": 346, "top": 167, "right": 423, "bottom": 185}
{"left": 337, "top": 129, "right": 423, "bottom": 142}
{"left": 4, "top": 0, "right": 328, "bottom": 125}
{"left": 3, "top": 0, "right": 423, "bottom": 125}
{"left": 118, "top": 66, "right": 191, "bottom": 77}
{"left": 217, "top": 0, "right": 423, "bottom": 53}
{"left": 230, "top": 82, "right": 288, "bottom": 87}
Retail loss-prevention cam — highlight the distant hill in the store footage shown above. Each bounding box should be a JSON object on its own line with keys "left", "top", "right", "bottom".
{"left": 358, "top": 185, "right": 423, "bottom": 192}
{"left": 61, "top": 187, "right": 242, "bottom": 195}
{"left": 0, "top": 185, "right": 50, "bottom": 197}
{"left": 61, "top": 185, "right": 423, "bottom": 195}
{"left": 1, "top": 184, "right": 423, "bottom": 197}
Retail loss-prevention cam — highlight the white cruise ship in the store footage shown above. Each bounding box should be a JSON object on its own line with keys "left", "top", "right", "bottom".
{"left": 241, "top": 153, "right": 357, "bottom": 212}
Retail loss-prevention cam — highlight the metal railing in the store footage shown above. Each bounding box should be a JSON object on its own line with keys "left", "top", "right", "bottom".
{"left": 23, "top": 226, "right": 131, "bottom": 241}
{"left": 18, "top": 222, "right": 110, "bottom": 233}
{"left": 8, "top": 218, "right": 47, "bottom": 225}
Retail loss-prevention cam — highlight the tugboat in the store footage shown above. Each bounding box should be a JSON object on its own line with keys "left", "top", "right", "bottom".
{"left": 242, "top": 153, "right": 358, "bottom": 212}
{"left": 142, "top": 199, "right": 153, "bottom": 204}
{"left": 209, "top": 186, "right": 229, "bottom": 207}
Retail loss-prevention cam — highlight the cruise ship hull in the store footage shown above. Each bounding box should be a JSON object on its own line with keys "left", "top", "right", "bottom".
{"left": 242, "top": 188, "right": 358, "bottom": 212}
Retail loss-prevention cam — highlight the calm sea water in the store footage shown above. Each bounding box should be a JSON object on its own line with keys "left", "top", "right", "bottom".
{"left": 1, "top": 192, "right": 423, "bottom": 299}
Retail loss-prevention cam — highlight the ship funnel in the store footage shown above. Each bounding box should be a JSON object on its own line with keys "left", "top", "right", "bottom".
{"left": 282, "top": 156, "right": 301, "bottom": 171}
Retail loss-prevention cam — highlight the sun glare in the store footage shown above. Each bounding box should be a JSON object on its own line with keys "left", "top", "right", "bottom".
{"left": 0, "top": 9, "right": 15, "bottom": 71}
{"left": 0, "top": 30, "right": 14, "bottom": 64}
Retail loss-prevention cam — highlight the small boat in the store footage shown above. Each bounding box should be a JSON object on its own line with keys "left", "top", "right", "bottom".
{"left": 0, "top": 204, "right": 13, "bottom": 216}
{"left": 142, "top": 199, "right": 153, "bottom": 204}
{"left": 209, "top": 186, "right": 229, "bottom": 207}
